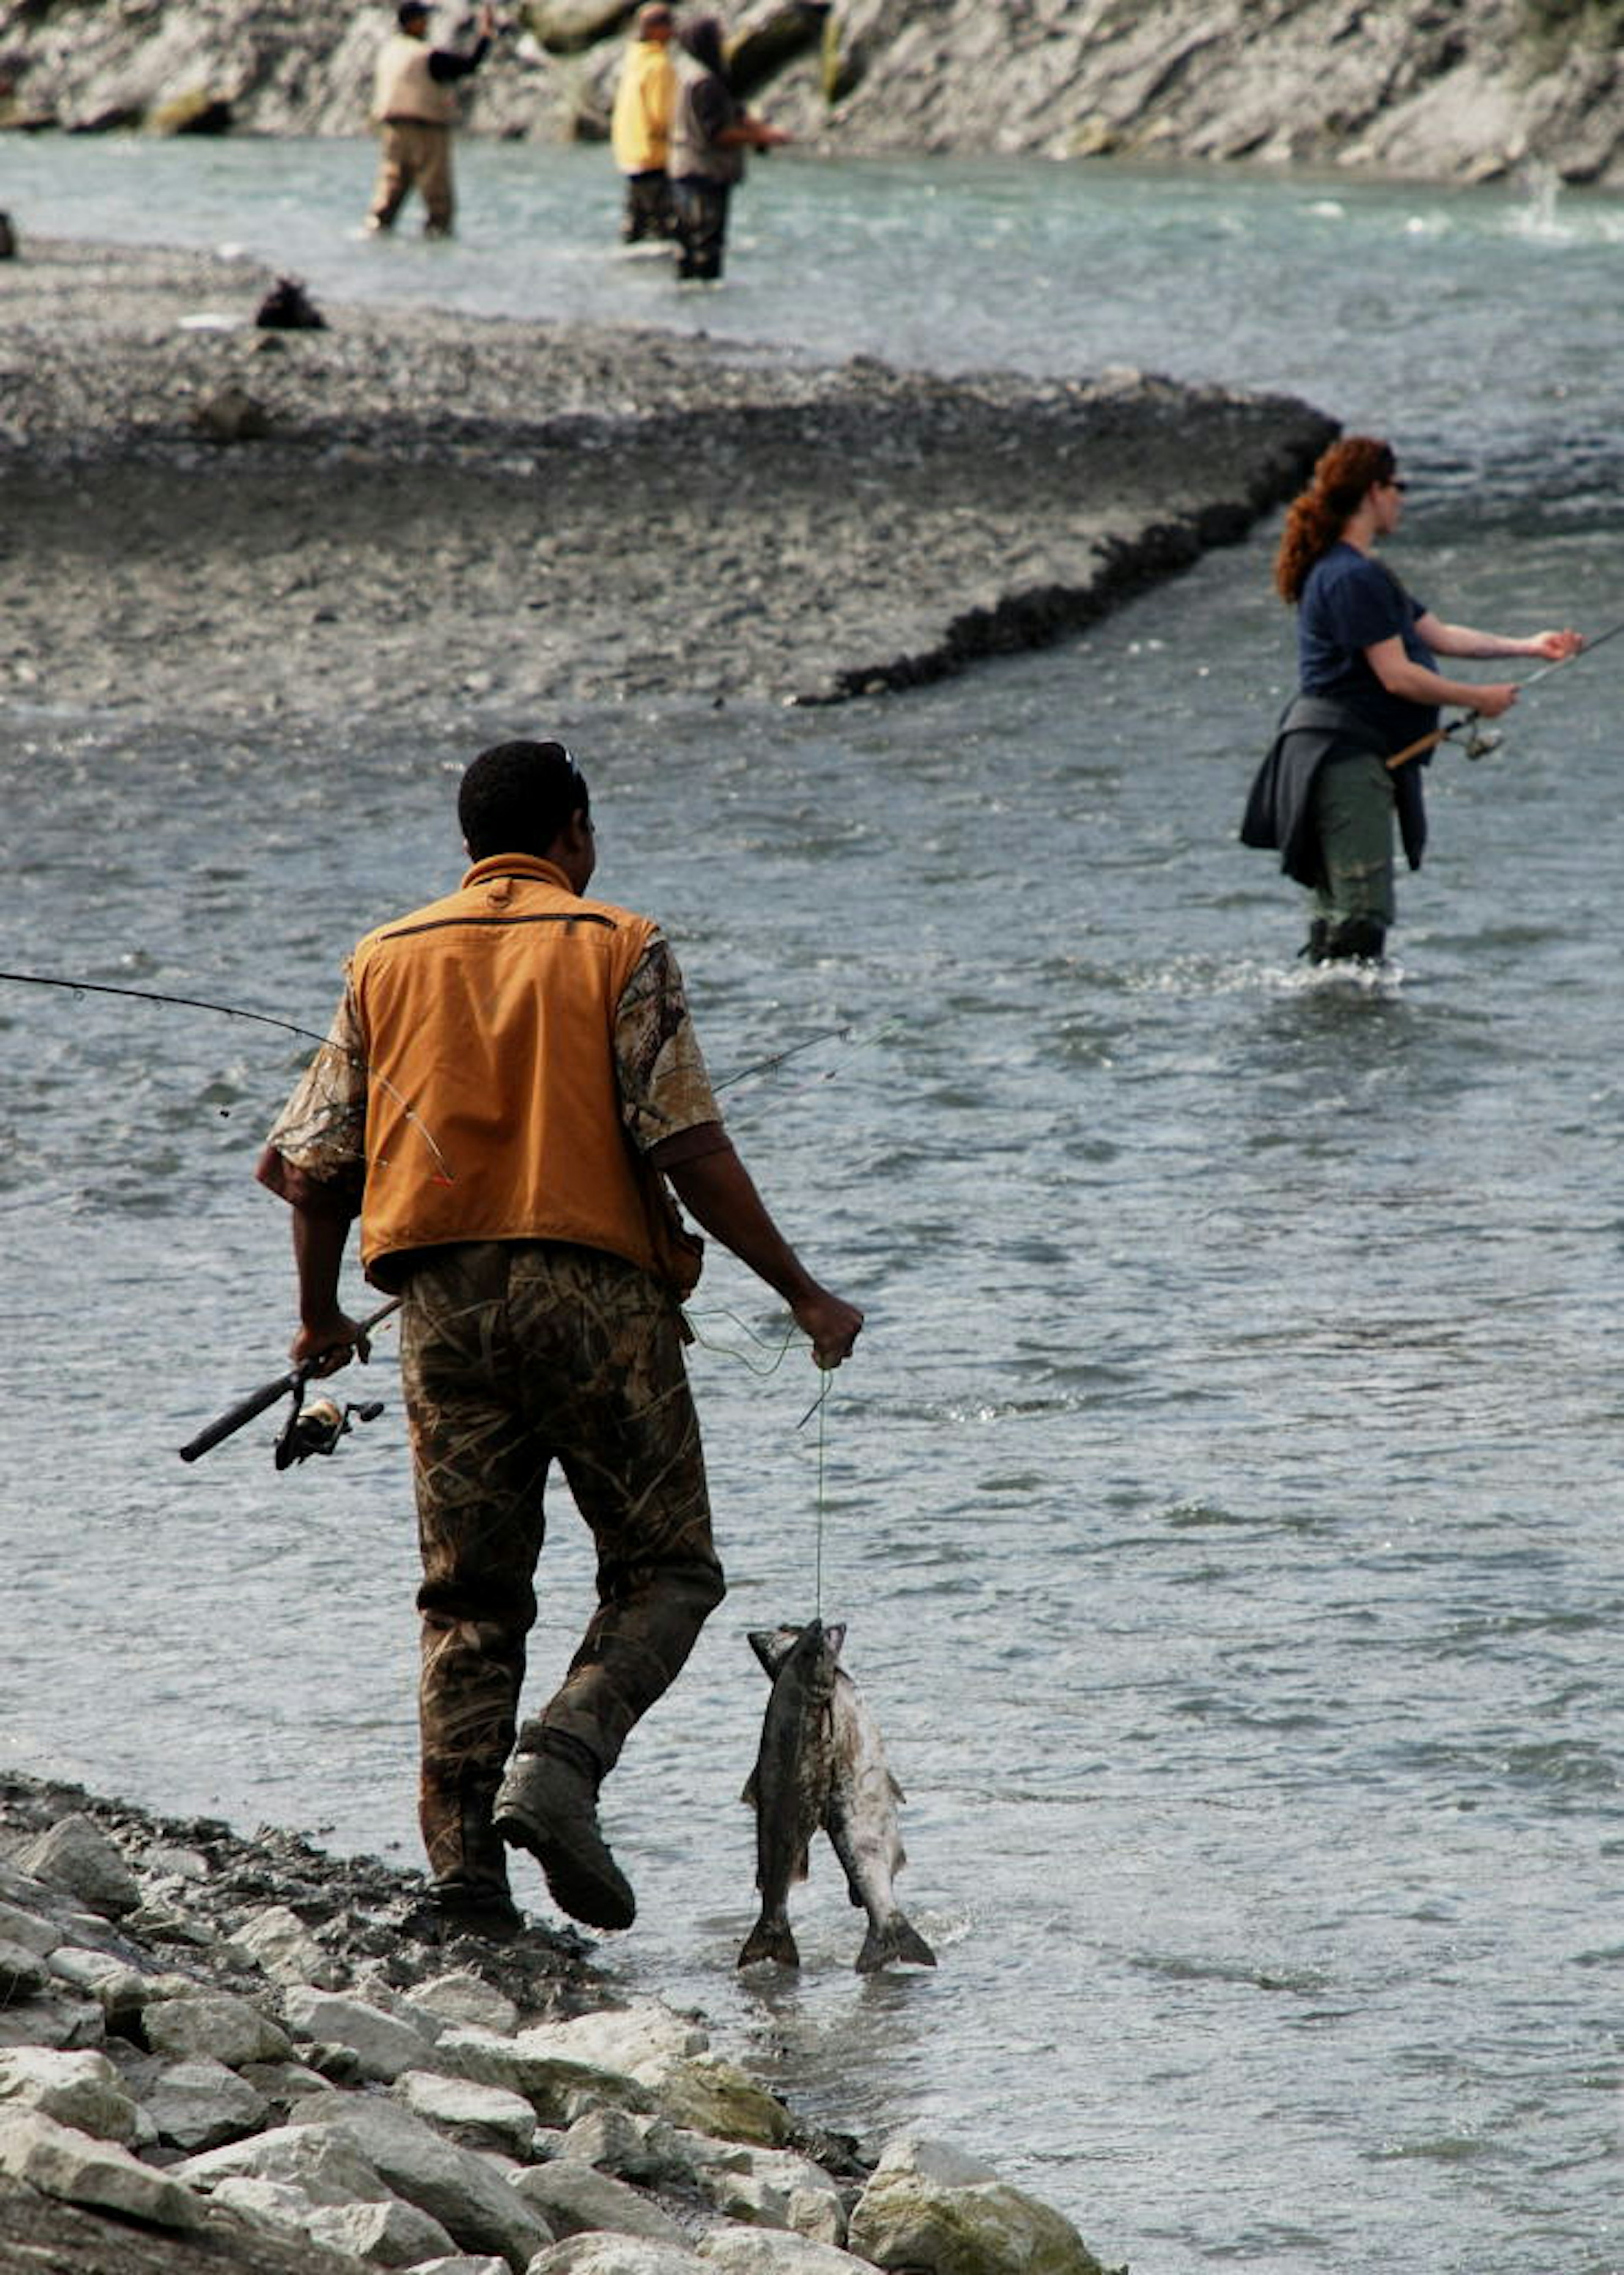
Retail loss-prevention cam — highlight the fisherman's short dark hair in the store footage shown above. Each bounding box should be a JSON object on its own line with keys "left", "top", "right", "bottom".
{"left": 397, "top": 1, "right": 430, "bottom": 25}
{"left": 460, "top": 740, "right": 591, "bottom": 860}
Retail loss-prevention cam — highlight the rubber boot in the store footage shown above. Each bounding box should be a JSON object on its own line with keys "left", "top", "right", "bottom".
{"left": 494, "top": 1730, "right": 636, "bottom": 1931}
{"left": 1320, "top": 916, "right": 1386, "bottom": 963}
{"left": 1300, "top": 918, "right": 1330, "bottom": 963}
{"left": 415, "top": 1771, "right": 524, "bottom": 1943}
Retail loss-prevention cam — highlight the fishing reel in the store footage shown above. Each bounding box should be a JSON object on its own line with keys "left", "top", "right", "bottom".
{"left": 274, "top": 1386, "right": 386, "bottom": 1470}
{"left": 1437, "top": 714, "right": 1502, "bottom": 762}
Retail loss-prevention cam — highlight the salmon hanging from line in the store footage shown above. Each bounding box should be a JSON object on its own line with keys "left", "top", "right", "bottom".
{"left": 738, "top": 1619, "right": 937, "bottom": 1974}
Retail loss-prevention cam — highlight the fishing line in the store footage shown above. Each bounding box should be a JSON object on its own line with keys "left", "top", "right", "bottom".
{"left": 686, "top": 1303, "right": 837, "bottom": 1615}
{"left": 0, "top": 969, "right": 334, "bottom": 1048}
{"left": 713, "top": 1026, "right": 857, "bottom": 1092}
{"left": 683, "top": 1307, "right": 799, "bottom": 1376}
{"left": 714, "top": 1016, "right": 905, "bottom": 1125}
{"left": 0, "top": 967, "right": 455, "bottom": 1186}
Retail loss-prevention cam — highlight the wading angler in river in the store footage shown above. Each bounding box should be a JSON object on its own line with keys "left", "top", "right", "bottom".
{"left": 1241, "top": 435, "right": 1582, "bottom": 966}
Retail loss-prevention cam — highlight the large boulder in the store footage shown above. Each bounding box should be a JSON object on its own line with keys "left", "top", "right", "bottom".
{"left": 0, "top": 2047, "right": 140, "bottom": 2144}
{"left": 846, "top": 2134, "right": 1107, "bottom": 2275}
{"left": 281, "top": 1986, "right": 440, "bottom": 2083}
{"left": 143, "top": 1990, "right": 292, "bottom": 2067}
{"left": 510, "top": 2155, "right": 691, "bottom": 2245}
{"left": 0, "top": 2107, "right": 202, "bottom": 2231}
{"left": 697, "top": 2230, "right": 878, "bottom": 2273}
{"left": 526, "top": 2239, "right": 708, "bottom": 2274}
{"left": 290, "top": 2090, "right": 555, "bottom": 2267}
{"left": 14, "top": 1815, "right": 140, "bottom": 1917}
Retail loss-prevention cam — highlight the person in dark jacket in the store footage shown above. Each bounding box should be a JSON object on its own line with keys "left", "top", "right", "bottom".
{"left": 1244, "top": 434, "right": 1580, "bottom": 964}
{"left": 666, "top": 15, "right": 787, "bottom": 281}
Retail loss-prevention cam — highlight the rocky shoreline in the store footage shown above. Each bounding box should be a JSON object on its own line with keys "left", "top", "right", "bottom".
{"left": 0, "top": 1768, "right": 1116, "bottom": 2275}
{"left": 0, "top": 234, "right": 1335, "bottom": 720}
{"left": 1, "top": 0, "right": 1622, "bottom": 187}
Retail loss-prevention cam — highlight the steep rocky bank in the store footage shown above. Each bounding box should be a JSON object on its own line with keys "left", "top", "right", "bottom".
{"left": 0, "top": 236, "right": 1335, "bottom": 720}
{"left": 2, "top": 0, "right": 1622, "bottom": 187}
{"left": 0, "top": 1767, "right": 1119, "bottom": 2275}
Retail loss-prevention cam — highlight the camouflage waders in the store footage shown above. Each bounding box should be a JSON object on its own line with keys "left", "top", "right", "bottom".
{"left": 400, "top": 1239, "right": 725, "bottom": 1896}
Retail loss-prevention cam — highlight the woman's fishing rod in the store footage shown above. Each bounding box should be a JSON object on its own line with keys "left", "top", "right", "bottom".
{"left": 1387, "top": 617, "right": 1624, "bottom": 773}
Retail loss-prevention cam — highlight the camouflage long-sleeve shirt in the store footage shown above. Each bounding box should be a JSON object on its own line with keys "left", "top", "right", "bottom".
{"left": 258, "top": 929, "right": 722, "bottom": 1221}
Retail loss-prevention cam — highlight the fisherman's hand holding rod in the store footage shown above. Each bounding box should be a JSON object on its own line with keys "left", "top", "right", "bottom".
{"left": 178, "top": 1295, "right": 399, "bottom": 1464}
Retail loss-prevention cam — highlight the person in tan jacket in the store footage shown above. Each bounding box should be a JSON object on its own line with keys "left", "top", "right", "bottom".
{"left": 257, "top": 739, "right": 862, "bottom": 1942}
{"left": 367, "top": 0, "right": 497, "bottom": 239}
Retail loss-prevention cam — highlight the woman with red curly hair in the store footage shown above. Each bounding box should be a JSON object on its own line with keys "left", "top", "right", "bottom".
{"left": 1243, "top": 436, "right": 1580, "bottom": 964}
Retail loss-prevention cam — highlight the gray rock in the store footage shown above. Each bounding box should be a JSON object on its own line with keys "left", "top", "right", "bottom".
{"left": 846, "top": 2132, "right": 1107, "bottom": 2275}
{"left": 561, "top": 2107, "right": 695, "bottom": 2189}
{"left": 639, "top": 2058, "right": 791, "bottom": 2149}
{"left": 411, "top": 2259, "right": 512, "bottom": 2275}
{"left": 396, "top": 2066, "right": 540, "bottom": 2156}
{"left": 0, "top": 2105, "right": 203, "bottom": 2231}
{"left": 0, "top": 1995, "right": 104, "bottom": 2051}
{"left": 525, "top": 2239, "right": 708, "bottom": 2274}
{"left": 439, "top": 2025, "right": 656, "bottom": 2125}
{"left": 306, "top": 2191, "right": 464, "bottom": 2266}
{"left": 678, "top": 2135, "right": 845, "bottom": 2246}
{"left": 510, "top": 2157, "right": 690, "bottom": 2247}
{"left": 239, "top": 2055, "right": 339, "bottom": 2110}
{"left": 191, "top": 384, "right": 271, "bottom": 442}
{"left": 0, "top": 2047, "right": 140, "bottom": 2143}
{"left": 46, "top": 1943, "right": 154, "bottom": 2020}
{"left": 697, "top": 2232, "right": 878, "bottom": 2275}
{"left": 408, "top": 1970, "right": 522, "bottom": 2037}
{"left": 138, "top": 2054, "right": 270, "bottom": 2151}
{"left": 231, "top": 1903, "right": 344, "bottom": 1990}
{"left": 291, "top": 2089, "right": 556, "bottom": 2267}
{"left": 0, "top": 1937, "right": 51, "bottom": 2004}
{"left": 143, "top": 1988, "right": 293, "bottom": 2066}
{"left": 14, "top": 1814, "right": 141, "bottom": 1917}
{"left": 179, "top": 2117, "right": 394, "bottom": 2205}
{"left": 283, "top": 1985, "right": 440, "bottom": 2082}
{"left": 0, "top": 1901, "right": 60, "bottom": 1957}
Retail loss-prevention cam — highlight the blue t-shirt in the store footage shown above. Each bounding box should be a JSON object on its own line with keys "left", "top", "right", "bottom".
{"left": 1298, "top": 541, "right": 1437, "bottom": 752}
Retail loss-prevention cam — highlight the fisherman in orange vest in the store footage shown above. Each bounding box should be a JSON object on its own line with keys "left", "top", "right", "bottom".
{"left": 257, "top": 739, "right": 863, "bottom": 1941}
{"left": 367, "top": 0, "right": 497, "bottom": 239}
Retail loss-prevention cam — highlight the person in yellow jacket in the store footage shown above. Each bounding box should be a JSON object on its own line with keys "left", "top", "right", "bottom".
{"left": 257, "top": 739, "right": 863, "bottom": 1942}
{"left": 367, "top": 0, "right": 497, "bottom": 239}
{"left": 610, "top": 3, "right": 678, "bottom": 244}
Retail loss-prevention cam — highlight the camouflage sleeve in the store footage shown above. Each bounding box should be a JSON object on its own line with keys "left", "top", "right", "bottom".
{"left": 255, "top": 982, "right": 368, "bottom": 1216}
{"left": 615, "top": 931, "right": 723, "bottom": 1153}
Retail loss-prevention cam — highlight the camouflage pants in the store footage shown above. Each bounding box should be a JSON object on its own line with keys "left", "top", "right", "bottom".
{"left": 399, "top": 1240, "right": 724, "bottom": 1885}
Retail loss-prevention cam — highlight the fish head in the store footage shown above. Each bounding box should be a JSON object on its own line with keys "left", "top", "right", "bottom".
{"left": 750, "top": 1619, "right": 848, "bottom": 1692}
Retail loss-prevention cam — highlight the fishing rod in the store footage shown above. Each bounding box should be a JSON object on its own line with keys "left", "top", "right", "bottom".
{"left": 1386, "top": 617, "right": 1624, "bottom": 773}
{"left": 0, "top": 969, "right": 332, "bottom": 1050}
{"left": 178, "top": 1298, "right": 401, "bottom": 1466}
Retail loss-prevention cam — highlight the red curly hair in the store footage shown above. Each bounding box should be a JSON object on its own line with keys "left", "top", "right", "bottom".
{"left": 1274, "top": 435, "right": 1398, "bottom": 604}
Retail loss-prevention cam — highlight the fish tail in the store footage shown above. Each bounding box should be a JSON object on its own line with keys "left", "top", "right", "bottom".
{"left": 856, "top": 1910, "right": 937, "bottom": 1973}
{"left": 738, "top": 1913, "right": 801, "bottom": 1969}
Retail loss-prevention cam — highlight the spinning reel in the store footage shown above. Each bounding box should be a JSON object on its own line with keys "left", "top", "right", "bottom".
{"left": 273, "top": 1382, "right": 386, "bottom": 1469}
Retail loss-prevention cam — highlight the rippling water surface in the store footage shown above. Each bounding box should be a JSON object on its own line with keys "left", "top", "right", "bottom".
{"left": 2, "top": 135, "right": 1621, "bottom": 2275}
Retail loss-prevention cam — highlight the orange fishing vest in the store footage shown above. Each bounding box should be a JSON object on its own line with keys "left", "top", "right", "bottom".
{"left": 349, "top": 854, "right": 700, "bottom": 1293}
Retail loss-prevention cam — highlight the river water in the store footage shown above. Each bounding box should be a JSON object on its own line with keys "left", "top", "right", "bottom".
{"left": 2, "top": 136, "right": 1621, "bottom": 2275}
